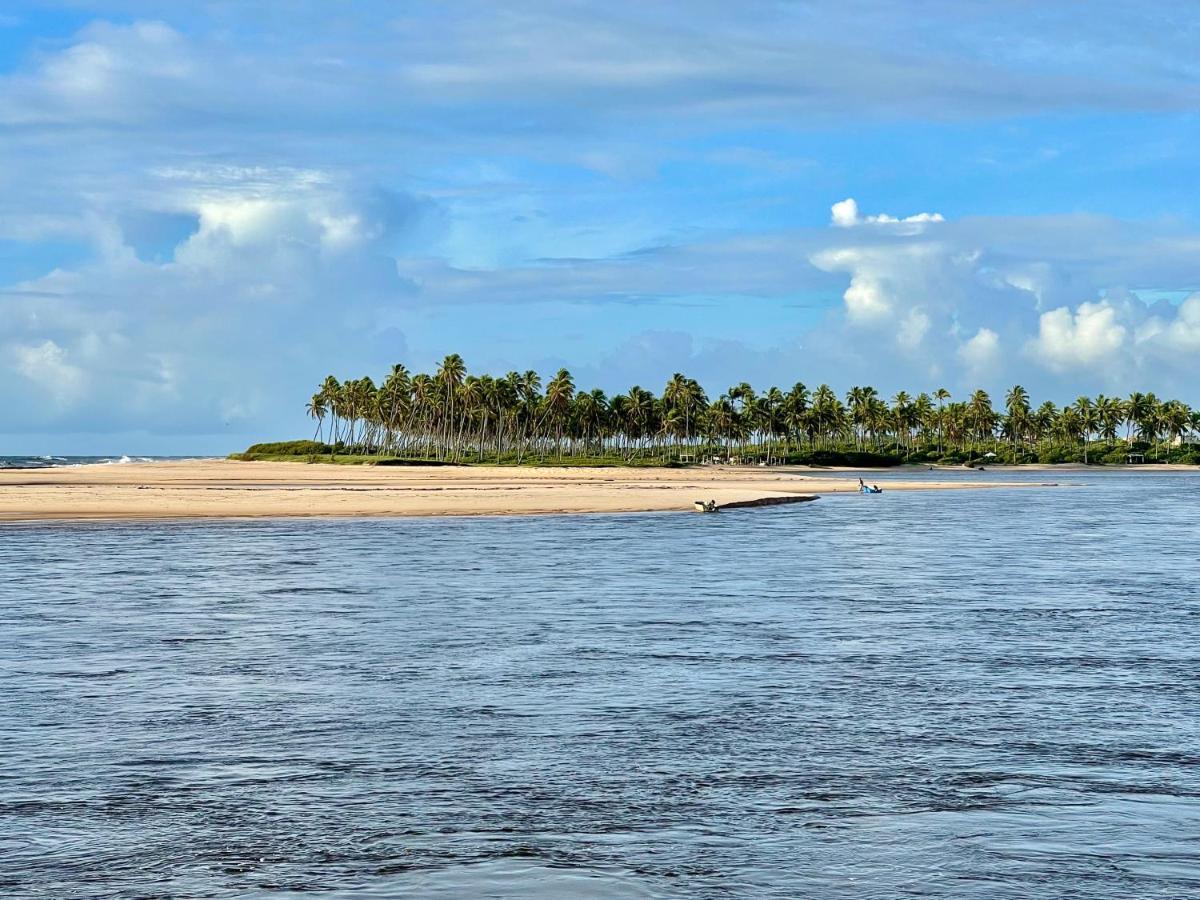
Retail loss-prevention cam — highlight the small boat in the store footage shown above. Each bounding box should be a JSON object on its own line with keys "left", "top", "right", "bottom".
{"left": 693, "top": 499, "right": 719, "bottom": 512}
{"left": 859, "top": 485, "right": 883, "bottom": 494}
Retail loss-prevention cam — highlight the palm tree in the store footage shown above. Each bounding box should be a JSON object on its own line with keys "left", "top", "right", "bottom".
{"left": 705, "top": 397, "right": 736, "bottom": 458}
{"left": 623, "top": 386, "right": 657, "bottom": 459}
{"left": 318, "top": 376, "right": 341, "bottom": 444}
{"left": 934, "top": 388, "right": 950, "bottom": 455}
{"left": 1138, "top": 394, "right": 1163, "bottom": 458}
{"left": 1163, "top": 400, "right": 1191, "bottom": 457}
{"left": 1125, "top": 392, "right": 1151, "bottom": 444}
{"left": 726, "top": 383, "right": 756, "bottom": 455}
{"left": 543, "top": 368, "right": 575, "bottom": 458}
{"left": 913, "top": 393, "right": 935, "bottom": 449}
{"left": 847, "top": 386, "right": 877, "bottom": 450}
{"left": 1096, "top": 395, "right": 1122, "bottom": 447}
{"left": 1033, "top": 401, "right": 1058, "bottom": 452}
{"left": 1058, "top": 405, "right": 1083, "bottom": 448}
{"left": 457, "top": 376, "right": 485, "bottom": 460}
{"left": 436, "top": 354, "right": 467, "bottom": 459}
{"left": 297, "top": 356, "right": 1194, "bottom": 469}
{"left": 573, "top": 389, "right": 608, "bottom": 456}
{"left": 663, "top": 373, "right": 706, "bottom": 453}
{"left": 810, "top": 385, "right": 841, "bottom": 449}
{"left": 944, "top": 402, "right": 968, "bottom": 451}
{"left": 1005, "top": 385, "right": 1031, "bottom": 455}
{"left": 1073, "top": 396, "right": 1097, "bottom": 464}
{"left": 783, "top": 383, "right": 809, "bottom": 453}
{"left": 306, "top": 392, "right": 327, "bottom": 442}
{"left": 891, "top": 391, "right": 913, "bottom": 453}
{"left": 757, "top": 387, "right": 787, "bottom": 462}
{"left": 968, "top": 390, "right": 997, "bottom": 453}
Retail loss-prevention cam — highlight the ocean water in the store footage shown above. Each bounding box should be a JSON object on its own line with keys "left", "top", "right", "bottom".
{"left": 0, "top": 456, "right": 203, "bottom": 469}
{"left": 1, "top": 472, "right": 1198, "bottom": 898}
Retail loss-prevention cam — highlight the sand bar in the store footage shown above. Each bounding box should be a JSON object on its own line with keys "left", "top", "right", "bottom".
{"left": 0, "top": 459, "right": 1055, "bottom": 522}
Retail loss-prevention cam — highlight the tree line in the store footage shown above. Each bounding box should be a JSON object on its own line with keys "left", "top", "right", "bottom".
{"left": 295, "top": 354, "right": 1200, "bottom": 465}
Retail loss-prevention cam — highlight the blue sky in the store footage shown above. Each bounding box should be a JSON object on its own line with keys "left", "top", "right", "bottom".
{"left": 2, "top": 1, "right": 1200, "bottom": 453}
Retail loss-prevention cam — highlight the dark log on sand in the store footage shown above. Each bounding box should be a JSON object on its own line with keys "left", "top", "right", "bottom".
{"left": 716, "top": 494, "right": 819, "bottom": 511}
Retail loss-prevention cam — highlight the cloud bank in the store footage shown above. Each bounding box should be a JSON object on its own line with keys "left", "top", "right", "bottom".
{"left": 1, "top": 2, "right": 1199, "bottom": 450}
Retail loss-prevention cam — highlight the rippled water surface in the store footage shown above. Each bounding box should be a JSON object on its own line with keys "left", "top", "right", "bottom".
{"left": 3, "top": 472, "right": 1199, "bottom": 897}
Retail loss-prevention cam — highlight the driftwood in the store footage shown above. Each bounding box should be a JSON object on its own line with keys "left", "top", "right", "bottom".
{"left": 694, "top": 495, "right": 818, "bottom": 512}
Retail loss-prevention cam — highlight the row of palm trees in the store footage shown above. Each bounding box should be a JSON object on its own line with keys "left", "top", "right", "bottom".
{"left": 304, "top": 355, "right": 1199, "bottom": 463}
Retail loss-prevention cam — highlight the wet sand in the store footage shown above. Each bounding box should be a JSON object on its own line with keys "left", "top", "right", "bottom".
{"left": 0, "top": 459, "right": 1057, "bottom": 522}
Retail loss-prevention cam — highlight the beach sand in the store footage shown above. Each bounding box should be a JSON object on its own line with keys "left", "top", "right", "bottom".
{"left": 0, "top": 459, "right": 1056, "bottom": 522}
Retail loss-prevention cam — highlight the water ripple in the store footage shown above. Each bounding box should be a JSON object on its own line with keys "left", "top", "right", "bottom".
{"left": 1, "top": 471, "right": 1198, "bottom": 897}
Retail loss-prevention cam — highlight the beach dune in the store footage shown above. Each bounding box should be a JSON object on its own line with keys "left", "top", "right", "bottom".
{"left": 0, "top": 459, "right": 1042, "bottom": 522}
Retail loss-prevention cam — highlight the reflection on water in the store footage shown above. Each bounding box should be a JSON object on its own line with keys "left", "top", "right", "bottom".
{"left": 2, "top": 473, "right": 1199, "bottom": 897}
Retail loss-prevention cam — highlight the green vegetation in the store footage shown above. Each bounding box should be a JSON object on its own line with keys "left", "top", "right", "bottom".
{"left": 240, "top": 440, "right": 332, "bottom": 457}
{"left": 236, "top": 356, "right": 1200, "bottom": 467}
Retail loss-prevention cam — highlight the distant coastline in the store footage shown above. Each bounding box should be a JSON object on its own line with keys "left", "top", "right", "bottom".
{"left": 231, "top": 442, "right": 1199, "bottom": 469}
{"left": 290, "top": 356, "right": 1200, "bottom": 468}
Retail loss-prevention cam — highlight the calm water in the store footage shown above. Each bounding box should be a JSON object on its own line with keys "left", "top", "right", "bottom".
{"left": 2, "top": 472, "right": 1198, "bottom": 898}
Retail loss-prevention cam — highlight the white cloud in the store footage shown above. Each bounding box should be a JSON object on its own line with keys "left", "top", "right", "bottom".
{"left": 0, "top": 166, "right": 427, "bottom": 440}
{"left": 827, "top": 252, "right": 896, "bottom": 321}
{"left": 957, "top": 327, "right": 1001, "bottom": 375}
{"left": 1, "top": 5, "right": 1200, "bottom": 448}
{"left": 7, "top": 188, "right": 1200, "bottom": 444}
{"left": 897, "top": 308, "right": 931, "bottom": 348}
{"left": 2, "top": 20, "right": 194, "bottom": 126}
{"left": 1137, "top": 293, "right": 1200, "bottom": 353}
{"left": 10, "top": 339, "right": 85, "bottom": 404}
{"left": 153, "top": 166, "right": 425, "bottom": 277}
{"left": 4, "top": 3, "right": 1191, "bottom": 146}
{"left": 398, "top": 205, "right": 1200, "bottom": 402}
{"left": 830, "top": 198, "right": 861, "bottom": 228}
{"left": 807, "top": 206, "right": 1200, "bottom": 396}
{"left": 1026, "top": 301, "right": 1127, "bottom": 372}
{"left": 810, "top": 241, "right": 954, "bottom": 327}
{"left": 830, "top": 197, "right": 944, "bottom": 230}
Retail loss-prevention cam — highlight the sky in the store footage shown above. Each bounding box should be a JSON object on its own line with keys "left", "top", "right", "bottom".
{"left": 2, "top": 1, "right": 1200, "bottom": 454}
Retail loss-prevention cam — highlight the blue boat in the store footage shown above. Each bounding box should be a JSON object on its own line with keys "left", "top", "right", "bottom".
{"left": 859, "top": 485, "right": 883, "bottom": 494}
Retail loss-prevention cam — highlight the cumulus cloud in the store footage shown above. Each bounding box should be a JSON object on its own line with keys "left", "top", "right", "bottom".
{"left": 830, "top": 198, "right": 860, "bottom": 228}
{"left": 0, "top": 164, "right": 429, "bottom": 442}
{"left": 808, "top": 207, "right": 1200, "bottom": 397}
{"left": 809, "top": 240, "right": 962, "bottom": 328}
{"left": 9, "top": 170, "right": 1200, "bottom": 447}
{"left": 1027, "top": 301, "right": 1128, "bottom": 372}
{"left": 957, "top": 327, "right": 1001, "bottom": 376}
{"left": 2, "top": 4, "right": 1200, "bottom": 450}
{"left": 1137, "top": 294, "right": 1200, "bottom": 353}
{"left": 830, "top": 198, "right": 945, "bottom": 230}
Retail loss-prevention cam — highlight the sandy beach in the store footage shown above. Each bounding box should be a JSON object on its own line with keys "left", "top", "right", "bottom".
{"left": 0, "top": 459, "right": 1056, "bottom": 522}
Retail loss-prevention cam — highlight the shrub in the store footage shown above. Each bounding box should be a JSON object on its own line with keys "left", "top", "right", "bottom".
{"left": 782, "top": 449, "right": 902, "bottom": 467}
{"left": 242, "top": 440, "right": 333, "bottom": 456}
{"left": 1037, "top": 445, "right": 1070, "bottom": 464}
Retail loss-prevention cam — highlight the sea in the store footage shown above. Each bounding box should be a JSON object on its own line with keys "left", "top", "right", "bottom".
{"left": 0, "top": 455, "right": 205, "bottom": 469}
{"left": 1, "top": 470, "right": 1198, "bottom": 897}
